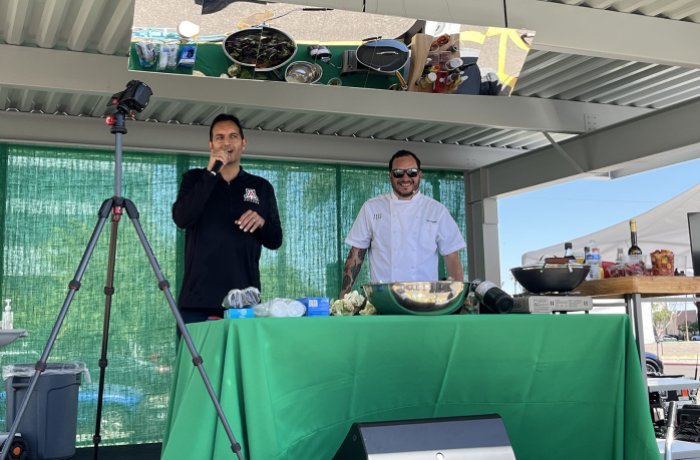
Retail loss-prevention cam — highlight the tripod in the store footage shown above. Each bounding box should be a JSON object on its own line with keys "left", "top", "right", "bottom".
{"left": 1, "top": 83, "right": 244, "bottom": 460}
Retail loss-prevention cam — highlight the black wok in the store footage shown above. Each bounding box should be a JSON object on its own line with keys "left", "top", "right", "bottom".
{"left": 356, "top": 38, "right": 409, "bottom": 73}
{"left": 511, "top": 263, "right": 590, "bottom": 294}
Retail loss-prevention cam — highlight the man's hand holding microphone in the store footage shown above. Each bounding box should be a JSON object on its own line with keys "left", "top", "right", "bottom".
{"left": 208, "top": 159, "right": 224, "bottom": 176}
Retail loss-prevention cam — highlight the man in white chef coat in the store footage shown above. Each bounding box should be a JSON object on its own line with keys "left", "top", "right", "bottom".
{"left": 339, "top": 150, "right": 465, "bottom": 298}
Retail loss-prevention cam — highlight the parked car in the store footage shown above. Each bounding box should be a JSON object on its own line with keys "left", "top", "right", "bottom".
{"left": 691, "top": 335, "right": 700, "bottom": 341}
{"left": 659, "top": 335, "right": 679, "bottom": 342}
{"left": 645, "top": 352, "right": 664, "bottom": 375}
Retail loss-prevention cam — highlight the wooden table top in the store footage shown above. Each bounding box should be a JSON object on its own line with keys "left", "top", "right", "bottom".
{"left": 577, "top": 276, "right": 700, "bottom": 298}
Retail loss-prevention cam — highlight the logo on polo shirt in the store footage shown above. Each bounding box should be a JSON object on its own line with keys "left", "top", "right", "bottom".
{"left": 373, "top": 213, "right": 382, "bottom": 220}
{"left": 243, "top": 188, "right": 260, "bottom": 204}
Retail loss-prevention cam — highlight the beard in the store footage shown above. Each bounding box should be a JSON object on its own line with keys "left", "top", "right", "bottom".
{"left": 392, "top": 181, "right": 418, "bottom": 198}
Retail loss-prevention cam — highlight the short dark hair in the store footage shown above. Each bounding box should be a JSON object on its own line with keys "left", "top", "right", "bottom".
{"left": 209, "top": 114, "right": 245, "bottom": 141}
{"left": 389, "top": 150, "right": 421, "bottom": 170}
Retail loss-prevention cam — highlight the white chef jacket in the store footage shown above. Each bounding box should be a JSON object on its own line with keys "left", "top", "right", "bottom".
{"left": 345, "top": 191, "right": 466, "bottom": 282}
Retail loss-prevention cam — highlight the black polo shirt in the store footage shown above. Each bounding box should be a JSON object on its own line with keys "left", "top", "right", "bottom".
{"left": 172, "top": 168, "right": 283, "bottom": 311}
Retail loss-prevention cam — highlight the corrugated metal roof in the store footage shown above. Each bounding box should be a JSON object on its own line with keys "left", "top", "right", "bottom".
{"left": 0, "top": 0, "right": 133, "bottom": 54}
{"left": 514, "top": 50, "right": 700, "bottom": 109}
{"left": 0, "top": 0, "right": 699, "bottom": 168}
{"left": 540, "top": 0, "right": 700, "bottom": 22}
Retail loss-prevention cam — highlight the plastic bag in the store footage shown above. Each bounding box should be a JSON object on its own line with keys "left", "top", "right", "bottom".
{"left": 253, "top": 298, "right": 306, "bottom": 317}
{"left": 2, "top": 361, "right": 91, "bottom": 383}
{"left": 222, "top": 287, "right": 261, "bottom": 309}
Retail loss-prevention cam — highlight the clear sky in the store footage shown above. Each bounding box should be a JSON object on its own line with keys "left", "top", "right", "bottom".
{"left": 497, "top": 157, "right": 700, "bottom": 294}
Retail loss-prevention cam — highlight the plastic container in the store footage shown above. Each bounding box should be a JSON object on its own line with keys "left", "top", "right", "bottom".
{"left": 297, "top": 297, "right": 330, "bottom": 317}
{"left": 585, "top": 240, "right": 602, "bottom": 280}
{"left": 2, "top": 299, "right": 13, "bottom": 330}
{"left": 225, "top": 307, "right": 256, "bottom": 319}
{"left": 253, "top": 299, "right": 306, "bottom": 317}
{"left": 4, "top": 362, "right": 86, "bottom": 460}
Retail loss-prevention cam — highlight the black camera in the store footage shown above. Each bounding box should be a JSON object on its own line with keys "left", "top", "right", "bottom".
{"left": 109, "top": 80, "right": 152, "bottom": 113}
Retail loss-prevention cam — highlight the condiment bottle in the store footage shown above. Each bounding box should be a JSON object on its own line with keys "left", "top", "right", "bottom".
{"left": 2, "top": 298, "right": 13, "bottom": 330}
{"left": 433, "top": 71, "right": 448, "bottom": 93}
{"left": 628, "top": 219, "right": 643, "bottom": 263}
{"left": 616, "top": 248, "right": 625, "bottom": 264}
{"left": 564, "top": 242, "right": 575, "bottom": 261}
{"left": 417, "top": 72, "right": 437, "bottom": 89}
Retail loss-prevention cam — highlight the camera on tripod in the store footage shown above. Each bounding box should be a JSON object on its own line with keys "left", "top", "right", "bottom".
{"left": 108, "top": 80, "right": 152, "bottom": 113}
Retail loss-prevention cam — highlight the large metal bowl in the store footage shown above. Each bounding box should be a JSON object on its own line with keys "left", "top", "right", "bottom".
{"left": 362, "top": 281, "right": 466, "bottom": 316}
{"left": 511, "top": 263, "right": 590, "bottom": 294}
{"left": 222, "top": 26, "right": 297, "bottom": 71}
{"left": 285, "top": 61, "right": 323, "bottom": 84}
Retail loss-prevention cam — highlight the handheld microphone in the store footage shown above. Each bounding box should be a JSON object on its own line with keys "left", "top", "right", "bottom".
{"left": 209, "top": 160, "right": 223, "bottom": 176}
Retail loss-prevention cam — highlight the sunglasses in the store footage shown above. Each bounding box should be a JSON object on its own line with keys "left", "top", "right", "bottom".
{"left": 391, "top": 168, "right": 420, "bottom": 178}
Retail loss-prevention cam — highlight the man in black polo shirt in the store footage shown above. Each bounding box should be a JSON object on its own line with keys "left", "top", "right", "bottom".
{"left": 172, "top": 114, "right": 283, "bottom": 323}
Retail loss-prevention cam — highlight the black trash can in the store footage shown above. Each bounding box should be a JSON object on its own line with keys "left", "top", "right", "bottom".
{"left": 4, "top": 362, "right": 85, "bottom": 460}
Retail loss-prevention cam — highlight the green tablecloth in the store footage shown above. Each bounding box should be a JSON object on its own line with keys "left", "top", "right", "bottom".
{"left": 161, "top": 315, "right": 658, "bottom": 460}
{"left": 129, "top": 42, "right": 399, "bottom": 89}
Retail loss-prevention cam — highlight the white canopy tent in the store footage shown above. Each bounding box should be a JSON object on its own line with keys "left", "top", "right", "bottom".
{"left": 521, "top": 183, "right": 700, "bottom": 270}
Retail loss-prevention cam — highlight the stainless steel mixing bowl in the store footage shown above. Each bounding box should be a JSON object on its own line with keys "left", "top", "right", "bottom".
{"left": 284, "top": 61, "right": 323, "bottom": 84}
{"left": 362, "top": 281, "right": 466, "bottom": 315}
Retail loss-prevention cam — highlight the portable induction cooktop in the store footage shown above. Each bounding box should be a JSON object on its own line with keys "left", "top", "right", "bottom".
{"left": 512, "top": 292, "right": 593, "bottom": 314}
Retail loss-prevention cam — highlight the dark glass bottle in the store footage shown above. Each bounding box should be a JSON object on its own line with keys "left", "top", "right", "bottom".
{"left": 628, "top": 219, "right": 643, "bottom": 261}
{"left": 472, "top": 279, "right": 513, "bottom": 314}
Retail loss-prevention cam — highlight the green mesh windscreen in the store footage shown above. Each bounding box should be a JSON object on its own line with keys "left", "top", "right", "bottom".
{"left": 0, "top": 143, "right": 466, "bottom": 446}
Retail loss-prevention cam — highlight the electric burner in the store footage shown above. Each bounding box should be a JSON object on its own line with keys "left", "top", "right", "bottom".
{"left": 513, "top": 292, "right": 593, "bottom": 314}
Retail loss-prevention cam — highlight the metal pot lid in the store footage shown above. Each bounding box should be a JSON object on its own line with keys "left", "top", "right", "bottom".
{"left": 356, "top": 39, "right": 409, "bottom": 73}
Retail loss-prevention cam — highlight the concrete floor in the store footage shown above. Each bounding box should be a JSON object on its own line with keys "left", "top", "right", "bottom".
{"left": 133, "top": 0, "right": 416, "bottom": 42}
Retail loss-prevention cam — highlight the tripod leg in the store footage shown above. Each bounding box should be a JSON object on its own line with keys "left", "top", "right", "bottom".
{"left": 0, "top": 199, "right": 114, "bottom": 460}
{"left": 121, "top": 199, "right": 244, "bottom": 460}
{"left": 92, "top": 203, "right": 124, "bottom": 459}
